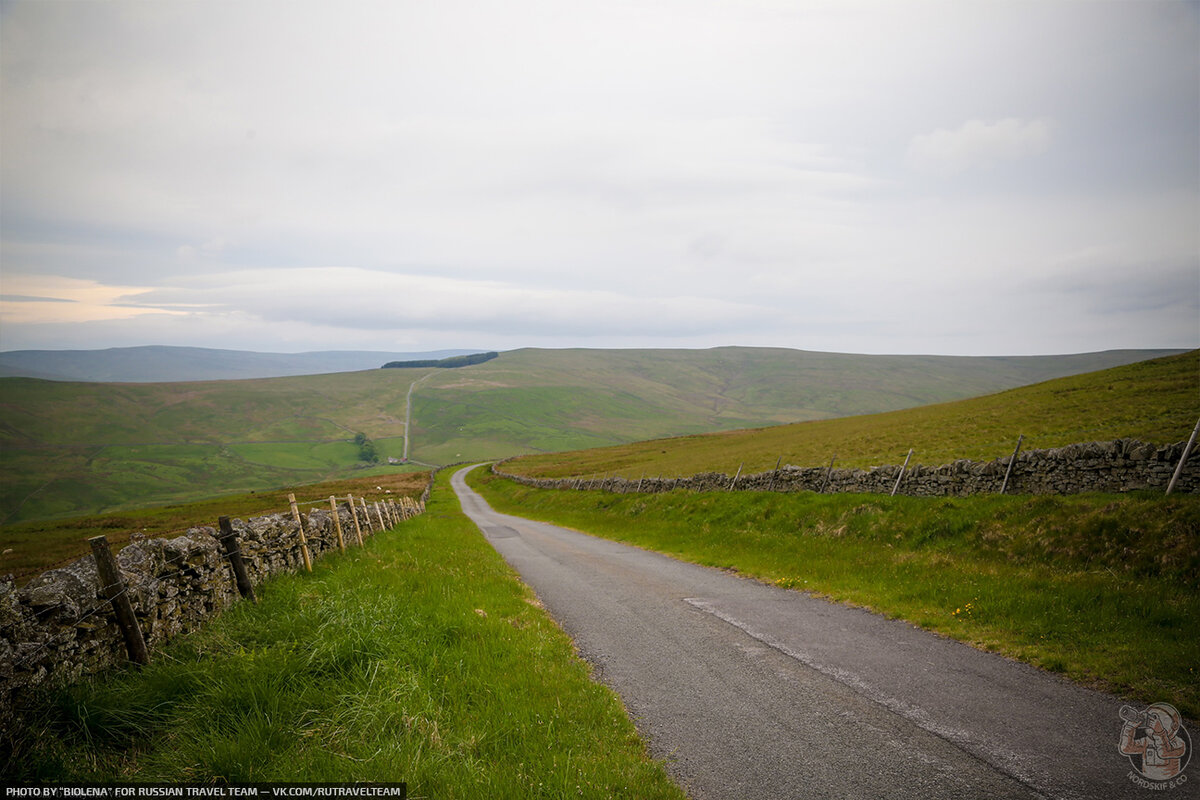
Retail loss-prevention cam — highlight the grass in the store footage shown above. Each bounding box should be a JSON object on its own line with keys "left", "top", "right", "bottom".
{"left": 467, "top": 468, "right": 1200, "bottom": 719}
{"left": 506, "top": 349, "right": 1200, "bottom": 479}
{"left": 4, "top": 469, "right": 687, "bottom": 799}
{"left": 1, "top": 347, "right": 1178, "bottom": 523}
{"left": 0, "top": 471, "right": 430, "bottom": 586}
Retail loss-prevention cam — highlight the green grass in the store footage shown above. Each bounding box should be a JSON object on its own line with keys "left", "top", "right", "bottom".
{"left": 468, "top": 468, "right": 1200, "bottom": 719}
{"left": 5, "top": 470, "right": 687, "bottom": 799}
{"left": 1, "top": 347, "right": 1178, "bottom": 523}
{"left": 507, "top": 349, "right": 1200, "bottom": 479}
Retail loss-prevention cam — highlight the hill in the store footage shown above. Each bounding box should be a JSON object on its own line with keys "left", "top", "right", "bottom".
{"left": 504, "top": 349, "right": 1200, "bottom": 480}
{"left": 0, "top": 346, "right": 1184, "bottom": 523}
{"left": 0, "top": 346, "right": 485, "bottom": 382}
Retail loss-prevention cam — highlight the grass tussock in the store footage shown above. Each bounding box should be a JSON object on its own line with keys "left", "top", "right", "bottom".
{"left": 4, "top": 470, "right": 686, "bottom": 798}
{"left": 469, "top": 469, "right": 1200, "bottom": 718}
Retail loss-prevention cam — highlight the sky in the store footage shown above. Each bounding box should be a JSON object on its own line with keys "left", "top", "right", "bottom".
{"left": 1, "top": 0, "right": 1197, "bottom": 357}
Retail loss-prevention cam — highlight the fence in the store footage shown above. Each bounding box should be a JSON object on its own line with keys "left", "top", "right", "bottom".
{"left": 0, "top": 488, "right": 426, "bottom": 735}
{"left": 493, "top": 438, "right": 1200, "bottom": 498}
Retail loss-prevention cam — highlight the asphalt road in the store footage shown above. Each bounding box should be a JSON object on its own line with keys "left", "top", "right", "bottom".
{"left": 451, "top": 467, "right": 1194, "bottom": 800}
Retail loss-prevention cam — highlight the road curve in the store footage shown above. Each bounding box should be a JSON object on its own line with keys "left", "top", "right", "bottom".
{"left": 451, "top": 466, "right": 1188, "bottom": 800}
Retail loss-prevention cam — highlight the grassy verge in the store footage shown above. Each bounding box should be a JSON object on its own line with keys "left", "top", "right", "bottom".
{"left": 5, "top": 469, "right": 686, "bottom": 798}
{"left": 468, "top": 469, "right": 1200, "bottom": 719}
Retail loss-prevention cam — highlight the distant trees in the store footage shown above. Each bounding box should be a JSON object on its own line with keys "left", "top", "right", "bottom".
{"left": 353, "top": 431, "right": 378, "bottom": 463}
{"left": 381, "top": 351, "right": 499, "bottom": 369}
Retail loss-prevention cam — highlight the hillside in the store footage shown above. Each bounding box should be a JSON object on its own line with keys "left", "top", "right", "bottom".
{"left": 0, "top": 346, "right": 1183, "bottom": 523}
{"left": 0, "top": 346, "right": 484, "bottom": 382}
{"left": 407, "top": 347, "right": 1184, "bottom": 464}
{"left": 505, "top": 349, "right": 1200, "bottom": 480}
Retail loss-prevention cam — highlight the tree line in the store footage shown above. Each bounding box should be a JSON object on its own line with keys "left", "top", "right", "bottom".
{"left": 381, "top": 351, "right": 499, "bottom": 369}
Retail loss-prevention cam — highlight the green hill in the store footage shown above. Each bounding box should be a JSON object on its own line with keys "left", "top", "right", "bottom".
{"left": 505, "top": 349, "right": 1200, "bottom": 480}
{"left": 0, "top": 346, "right": 1183, "bottom": 523}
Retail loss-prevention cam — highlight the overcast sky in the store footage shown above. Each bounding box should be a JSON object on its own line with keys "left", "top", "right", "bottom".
{"left": 2, "top": 0, "right": 1197, "bottom": 356}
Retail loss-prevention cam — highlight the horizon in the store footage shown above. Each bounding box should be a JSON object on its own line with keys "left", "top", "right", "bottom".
{"left": 0, "top": 342, "right": 1193, "bottom": 360}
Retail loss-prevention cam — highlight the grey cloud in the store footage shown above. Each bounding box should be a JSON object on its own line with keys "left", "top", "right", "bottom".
{"left": 1, "top": 1, "right": 1196, "bottom": 355}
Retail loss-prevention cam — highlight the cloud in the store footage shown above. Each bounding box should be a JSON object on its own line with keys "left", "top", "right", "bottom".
{"left": 0, "top": 274, "right": 173, "bottom": 325}
{"left": 0, "top": 1, "right": 1195, "bottom": 356}
{"left": 906, "top": 119, "right": 1054, "bottom": 175}
{"left": 121, "top": 267, "right": 779, "bottom": 339}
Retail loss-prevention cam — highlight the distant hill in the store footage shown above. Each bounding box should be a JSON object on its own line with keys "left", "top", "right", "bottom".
{"left": 0, "top": 345, "right": 1186, "bottom": 523}
{"left": 0, "top": 346, "right": 487, "bottom": 382}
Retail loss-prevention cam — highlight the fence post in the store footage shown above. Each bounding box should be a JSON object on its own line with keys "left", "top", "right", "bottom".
{"left": 766, "top": 456, "right": 783, "bottom": 492}
{"left": 729, "top": 463, "right": 743, "bottom": 491}
{"left": 346, "top": 494, "right": 365, "bottom": 546}
{"left": 359, "top": 497, "right": 374, "bottom": 534}
{"left": 217, "top": 516, "right": 257, "bottom": 603}
{"left": 287, "top": 493, "right": 314, "bottom": 572}
{"left": 820, "top": 455, "right": 836, "bottom": 494}
{"left": 374, "top": 501, "right": 386, "bottom": 530}
{"left": 1000, "top": 434, "right": 1024, "bottom": 495}
{"left": 1166, "top": 416, "right": 1200, "bottom": 495}
{"left": 89, "top": 535, "right": 150, "bottom": 665}
{"left": 891, "top": 449, "right": 913, "bottom": 497}
{"left": 329, "top": 496, "right": 346, "bottom": 552}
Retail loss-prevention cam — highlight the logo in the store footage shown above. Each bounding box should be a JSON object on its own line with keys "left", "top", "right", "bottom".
{"left": 1119, "top": 702, "right": 1192, "bottom": 790}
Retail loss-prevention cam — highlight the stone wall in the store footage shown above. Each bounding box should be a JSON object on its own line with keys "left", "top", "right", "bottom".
{"left": 0, "top": 493, "right": 425, "bottom": 733}
{"left": 495, "top": 439, "right": 1199, "bottom": 497}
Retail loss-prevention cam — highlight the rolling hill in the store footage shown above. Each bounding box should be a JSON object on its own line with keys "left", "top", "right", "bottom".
{"left": 503, "top": 349, "right": 1200, "bottom": 480}
{"left": 0, "top": 346, "right": 1185, "bottom": 523}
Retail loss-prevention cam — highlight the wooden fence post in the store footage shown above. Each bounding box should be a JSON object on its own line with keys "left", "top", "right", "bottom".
{"left": 891, "top": 449, "right": 913, "bottom": 497}
{"left": 766, "top": 456, "right": 783, "bottom": 492}
{"left": 1000, "top": 435, "right": 1024, "bottom": 495}
{"left": 346, "top": 494, "right": 365, "bottom": 546}
{"left": 1166, "top": 416, "right": 1200, "bottom": 495}
{"left": 89, "top": 535, "right": 150, "bottom": 665}
{"left": 374, "top": 501, "right": 386, "bottom": 530}
{"left": 729, "top": 463, "right": 743, "bottom": 491}
{"left": 287, "top": 493, "right": 314, "bottom": 572}
{"left": 820, "top": 455, "right": 836, "bottom": 494}
{"left": 218, "top": 516, "right": 257, "bottom": 603}
{"left": 360, "top": 497, "right": 374, "bottom": 534}
{"left": 329, "top": 496, "right": 346, "bottom": 552}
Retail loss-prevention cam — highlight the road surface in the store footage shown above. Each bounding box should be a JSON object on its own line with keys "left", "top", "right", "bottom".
{"left": 451, "top": 467, "right": 1196, "bottom": 799}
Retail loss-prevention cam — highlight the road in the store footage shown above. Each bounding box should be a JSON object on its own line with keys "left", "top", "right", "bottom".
{"left": 402, "top": 373, "right": 431, "bottom": 461}
{"left": 451, "top": 466, "right": 1192, "bottom": 800}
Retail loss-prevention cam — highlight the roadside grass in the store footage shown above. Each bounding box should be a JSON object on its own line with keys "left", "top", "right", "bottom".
{"left": 468, "top": 469, "right": 1200, "bottom": 718}
{"left": 5, "top": 470, "right": 687, "bottom": 799}
{"left": 506, "top": 349, "right": 1200, "bottom": 480}
{"left": 0, "top": 471, "right": 430, "bottom": 586}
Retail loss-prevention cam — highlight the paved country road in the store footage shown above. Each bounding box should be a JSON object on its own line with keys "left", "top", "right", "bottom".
{"left": 451, "top": 467, "right": 1194, "bottom": 800}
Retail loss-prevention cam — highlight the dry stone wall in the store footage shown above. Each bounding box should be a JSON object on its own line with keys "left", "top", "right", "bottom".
{"left": 496, "top": 439, "right": 1199, "bottom": 497}
{"left": 1, "top": 494, "right": 425, "bottom": 734}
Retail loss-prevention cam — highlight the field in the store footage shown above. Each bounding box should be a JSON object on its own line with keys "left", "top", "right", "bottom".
{"left": 504, "top": 349, "right": 1200, "bottom": 479}
{"left": 0, "top": 471, "right": 429, "bottom": 586}
{"left": 0, "top": 347, "right": 1177, "bottom": 524}
{"left": 5, "top": 470, "right": 687, "bottom": 798}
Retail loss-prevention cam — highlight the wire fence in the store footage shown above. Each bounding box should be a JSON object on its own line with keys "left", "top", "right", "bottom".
{"left": 2, "top": 481, "right": 431, "bottom": 713}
